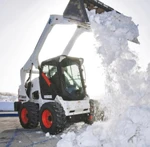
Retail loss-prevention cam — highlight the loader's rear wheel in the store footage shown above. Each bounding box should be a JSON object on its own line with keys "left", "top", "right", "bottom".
{"left": 40, "top": 102, "right": 66, "bottom": 135}
{"left": 19, "top": 102, "right": 39, "bottom": 129}
{"left": 85, "top": 99, "right": 95, "bottom": 124}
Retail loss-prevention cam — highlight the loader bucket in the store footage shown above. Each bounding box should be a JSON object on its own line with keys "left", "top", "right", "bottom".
{"left": 63, "top": 0, "right": 139, "bottom": 44}
{"left": 63, "top": 0, "right": 117, "bottom": 23}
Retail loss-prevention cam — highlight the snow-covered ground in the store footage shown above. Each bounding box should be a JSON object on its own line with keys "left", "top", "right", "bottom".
{"left": 1, "top": 9, "right": 150, "bottom": 147}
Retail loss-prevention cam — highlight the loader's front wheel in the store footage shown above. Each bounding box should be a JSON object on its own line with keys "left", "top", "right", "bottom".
{"left": 40, "top": 102, "right": 66, "bottom": 135}
{"left": 19, "top": 102, "right": 39, "bottom": 129}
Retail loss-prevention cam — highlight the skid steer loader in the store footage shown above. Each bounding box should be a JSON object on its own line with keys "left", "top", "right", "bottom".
{"left": 14, "top": 0, "right": 138, "bottom": 134}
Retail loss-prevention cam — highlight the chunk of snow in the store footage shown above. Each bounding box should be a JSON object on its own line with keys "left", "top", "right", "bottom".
{"left": 45, "top": 132, "right": 50, "bottom": 137}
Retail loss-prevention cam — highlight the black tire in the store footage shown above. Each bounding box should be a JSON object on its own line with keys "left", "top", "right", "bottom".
{"left": 19, "top": 102, "right": 39, "bottom": 129}
{"left": 85, "top": 99, "right": 95, "bottom": 124}
{"left": 39, "top": 102, "right": 66, "bottom": 135}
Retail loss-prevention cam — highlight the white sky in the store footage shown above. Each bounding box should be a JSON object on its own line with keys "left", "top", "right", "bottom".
{"left": 0, "top": 0, "right": 150, "bottom": 95}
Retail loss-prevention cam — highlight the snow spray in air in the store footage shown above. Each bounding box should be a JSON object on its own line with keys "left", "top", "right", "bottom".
{"left": 87, "top": 10, "right": 149, "bottom": 117}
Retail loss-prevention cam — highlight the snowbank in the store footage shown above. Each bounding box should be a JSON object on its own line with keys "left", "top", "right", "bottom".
{"left": 58, "top": 106, "right": 150, "bottom": 147}
{"left": 0, "top": 92, "right": 17, "bottom": 102}
{"left": 57, "top": 10, "right": 150, "bottom": 147}
{"left": 0, "top": 92, "right": 17, "bottom": 111}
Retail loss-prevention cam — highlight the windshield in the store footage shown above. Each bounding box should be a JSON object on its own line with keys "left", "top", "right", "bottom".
{"left": 62, "top": 63, "right": 84, "bottom": 96}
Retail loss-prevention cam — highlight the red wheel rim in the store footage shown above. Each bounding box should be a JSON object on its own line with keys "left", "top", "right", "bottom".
{"left": 21, "top": 108, "right": 28, "bottom": 124}
{"left": 42, "top": 110, "right": 53, "bottom": 128}
{"left": 88, "top": 115, "right": 93, "bottom": 121}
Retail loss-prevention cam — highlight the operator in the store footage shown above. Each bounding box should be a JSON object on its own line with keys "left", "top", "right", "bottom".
{"left": 51, "top": 67, "right": 75, "bottom": 94}
{"left": 50, "top": 67, "right": 69, "bottom": 92}
{"left": 61, "top": 67, "right": 77, "bottom": 94}
{"left": 61, "top": 67, "right": 70, "bottom": 86}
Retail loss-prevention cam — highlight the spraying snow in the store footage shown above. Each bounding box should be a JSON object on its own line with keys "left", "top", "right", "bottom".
{"left": 57, "top": 10, "right": 150, "bottom": 147}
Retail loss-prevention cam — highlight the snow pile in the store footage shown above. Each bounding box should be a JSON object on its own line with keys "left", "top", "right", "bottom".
{"left": 57, "top": 10, "right": 150, "bottom": 147}
{"left": 58, "top": 107, "right": 150, "bottom": 147}
{"left": 113, "top": 105, "right": 150, "bottom": 146}
{"left": 57, "top": 132, "right": 76, "bottom": 147}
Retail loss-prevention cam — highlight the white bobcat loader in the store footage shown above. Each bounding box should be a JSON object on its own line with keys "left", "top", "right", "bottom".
{"left": 14, "top": 0, "right": 137, "bottom": 134}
